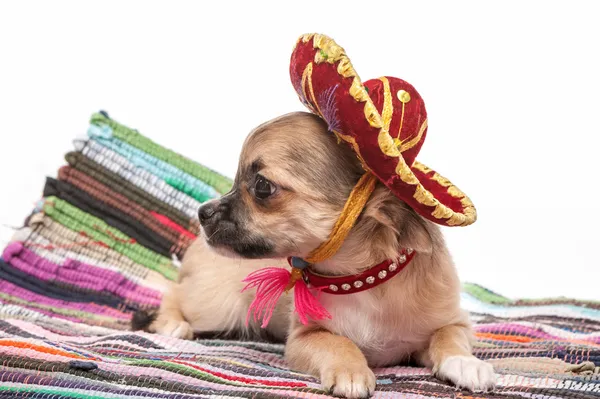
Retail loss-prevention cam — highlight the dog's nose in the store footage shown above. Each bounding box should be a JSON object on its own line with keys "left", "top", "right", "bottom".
{"left": 198, "top": 204, "right": 216, "bottom": 225}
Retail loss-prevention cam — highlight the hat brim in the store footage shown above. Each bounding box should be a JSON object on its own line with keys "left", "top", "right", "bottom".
{"left": 408, "top": 161, "right": 476, "bottom": 226}
{"left": 290, "top": 33, "right": 477, "bottom": 227}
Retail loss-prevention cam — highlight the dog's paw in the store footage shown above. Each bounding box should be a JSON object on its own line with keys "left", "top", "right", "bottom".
{"left": 436, "top": 355, "right": 496, "bottom": 392}
{"left": 154, "top": 319, "right": 194, "bottom": 340}
{"left": 321, "top": 363, "right": 376, "bottom": 398}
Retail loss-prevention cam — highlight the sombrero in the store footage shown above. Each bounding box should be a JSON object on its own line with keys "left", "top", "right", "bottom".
{"left": 290, "top": 33, "right": 476, "bottom": 227}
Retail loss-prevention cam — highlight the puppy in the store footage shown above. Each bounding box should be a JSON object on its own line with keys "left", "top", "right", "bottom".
{"left": 138, "top": 112, "right": 496, "bottom": 398}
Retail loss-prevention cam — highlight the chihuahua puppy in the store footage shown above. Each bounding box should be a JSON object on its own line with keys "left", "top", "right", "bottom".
{"left": 138, "top": 112, "right": 496, "bottom": 398}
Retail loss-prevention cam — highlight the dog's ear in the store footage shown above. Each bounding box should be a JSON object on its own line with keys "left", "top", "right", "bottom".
{"left": 363, "top": 184, "right": 434, "bottom": 255}
{"left": 398, "top": 209, "right": 436, "bottom": 255}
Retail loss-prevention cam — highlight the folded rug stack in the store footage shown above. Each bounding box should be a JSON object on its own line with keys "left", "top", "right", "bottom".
{"left": 0, "top": 112, "right": 598, "bottom": 398}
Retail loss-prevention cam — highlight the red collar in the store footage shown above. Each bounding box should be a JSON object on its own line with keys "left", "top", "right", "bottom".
{"left": 289, "top": 248, "right": 415, "bottom": 295}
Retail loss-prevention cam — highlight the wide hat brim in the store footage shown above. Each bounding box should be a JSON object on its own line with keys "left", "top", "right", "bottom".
{"left": 289, "top": 33, "right": 476, "bottom": 227}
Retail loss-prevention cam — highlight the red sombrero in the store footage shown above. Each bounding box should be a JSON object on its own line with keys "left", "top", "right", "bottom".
{"left": 290, "top": 34, "right": 476, "bottom": 227}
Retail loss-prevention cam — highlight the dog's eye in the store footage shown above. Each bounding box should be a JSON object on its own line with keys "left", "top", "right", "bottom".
{"left": 254, "top": 176, "right": 275, "bottom": 199}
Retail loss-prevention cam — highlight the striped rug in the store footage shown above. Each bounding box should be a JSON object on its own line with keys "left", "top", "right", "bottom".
{"left": 0, "top": 112, "right": 598, "bottom": 398}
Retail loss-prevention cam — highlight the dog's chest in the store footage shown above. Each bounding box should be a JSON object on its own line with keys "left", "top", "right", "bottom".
{"left": 317, "top": 291, "right": 430, "bottom": 366}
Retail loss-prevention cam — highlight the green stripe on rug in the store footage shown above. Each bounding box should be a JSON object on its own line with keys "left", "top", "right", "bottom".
{"left": 43, "top": 197, "right": 177, "bottom": 281}
{"left": 90, "top": 112, "right": 234, "bottom": 195}
{"left": 0, "top": 292, "right": 126, "bottom": 328}
{"left": 165, "top": 177, "right": 213, "bottom": 203}
{"left": 0, "top": 386, "right": 113, "bottom": 399}
{"left": 463, "top": 282, "right": 600, "bottom": 307}
{"left": 462, "top": 283, "right": 511, "bottom": 304}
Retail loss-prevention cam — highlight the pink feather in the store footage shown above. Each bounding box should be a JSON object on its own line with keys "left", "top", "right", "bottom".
{"left": 241, "top": 267, "right": 331, "bottom": 328}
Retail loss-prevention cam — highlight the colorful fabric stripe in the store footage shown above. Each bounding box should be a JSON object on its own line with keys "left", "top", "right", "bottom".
{"left": 81, "top": 140, "right": 201, "bottom": 218}
{"left": 44, "top": 177, "right": 183, "bottom": 258}
{"left": 65, "top": 151, "right": 201, "bottom": 235}
{"left": 42, "top": 197, "right": 178, "bottom": 281}
{"left": 3, "top": 242, "right": 160, "bottom": 306}
{"left": 18, "top": 222, "right": 169, "bottom": 292}
{"left": 90, "top": 111, "right": 233, "bottom": 195}
{"left": 58, "top": 165, "right": 195, "bottom": 243}
{"left": 87, "top": 123, "right": 219, "bottom": 202}
{"left": 22, "top": 230, "right": 167, "bottom": 294}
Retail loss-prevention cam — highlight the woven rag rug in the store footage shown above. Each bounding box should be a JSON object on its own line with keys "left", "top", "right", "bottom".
{"left": 0, "top": 112, "right": 598, "bottom": 398}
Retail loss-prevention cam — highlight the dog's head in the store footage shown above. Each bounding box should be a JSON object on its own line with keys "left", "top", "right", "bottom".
{"left": 199, "top": 112, "right": 433, "bottom": 262}
{"left": 199, "top": 112, "right": 363, "bottom": 258}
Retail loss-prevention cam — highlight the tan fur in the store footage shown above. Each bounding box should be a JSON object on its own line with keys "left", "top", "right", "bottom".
{"left": 145, "top": 112, "right": 495, "bottom": 397}
{"left": 148, "top": 238, "right": 291, "bottom": 342}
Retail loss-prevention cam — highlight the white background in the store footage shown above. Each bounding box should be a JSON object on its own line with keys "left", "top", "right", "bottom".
{"left": 0, "top": 1, "right": 598, "bottom": 300}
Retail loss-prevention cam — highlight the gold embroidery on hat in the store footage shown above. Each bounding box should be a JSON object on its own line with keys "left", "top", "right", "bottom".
{"left": 380, "top": 77, "right": 393, "bottom": 133}
{"left": 414, "top": 185, "right": 437, "bottom": 207}
{"left": 337, "top": 58, "right": 356, "bottom": 78}
{"left": 313, "top": 34, "right": 343, "bottom": 64}
{"left": 314, "top": 49, "right": 327, "bottom": 64}
{"left": 414, "top": 162, "right": 432, "bottom": 174}
{"left": 412, "top": 161, "right": 477, "bottom": 226}
{"left": 364, "top": 102, "right": 383, "bottom": 129}
{"left": 400, "top": 119, "right": 428, "bottom": 152}
{"left": 397, "top": 101, "right": 406, "bottom": 139}
{"left": 431, "top": 204, "right": 454, "bottom": 219}
{"left": 395, "top": 158, "right": 419, "bottom": 185}
{"left": 301, "top": 63, "right": 312, "bottom": 108}
{"left": 460, "top": 197, "right": 477, "bottom": 223}
{"left": 311, "top": 34, "right": 324, "bottom": 48}
{"left": 350, "top": 79, "right": 369, "bottom": 102}
{"left": 379, "top": 131, "right": 401, "bottom": 157}
{"left": 397, "top": 90, "right": 411, "bottom": 103}
{"left": 393, "top": 91, "right": 410, "bottom": 144}
{"left": 301, "top": 62, "right": 324, "bottom": 117}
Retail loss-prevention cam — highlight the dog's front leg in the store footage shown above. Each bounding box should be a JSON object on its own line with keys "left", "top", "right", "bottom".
{"left": 418, "top": 323, "right": 496, "bottom": 391}
{"left": 147, "top": 283, "right": 194, "bottom": 339}
{"left": 285, "top": 322, "right": 376, "bottom": 398}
